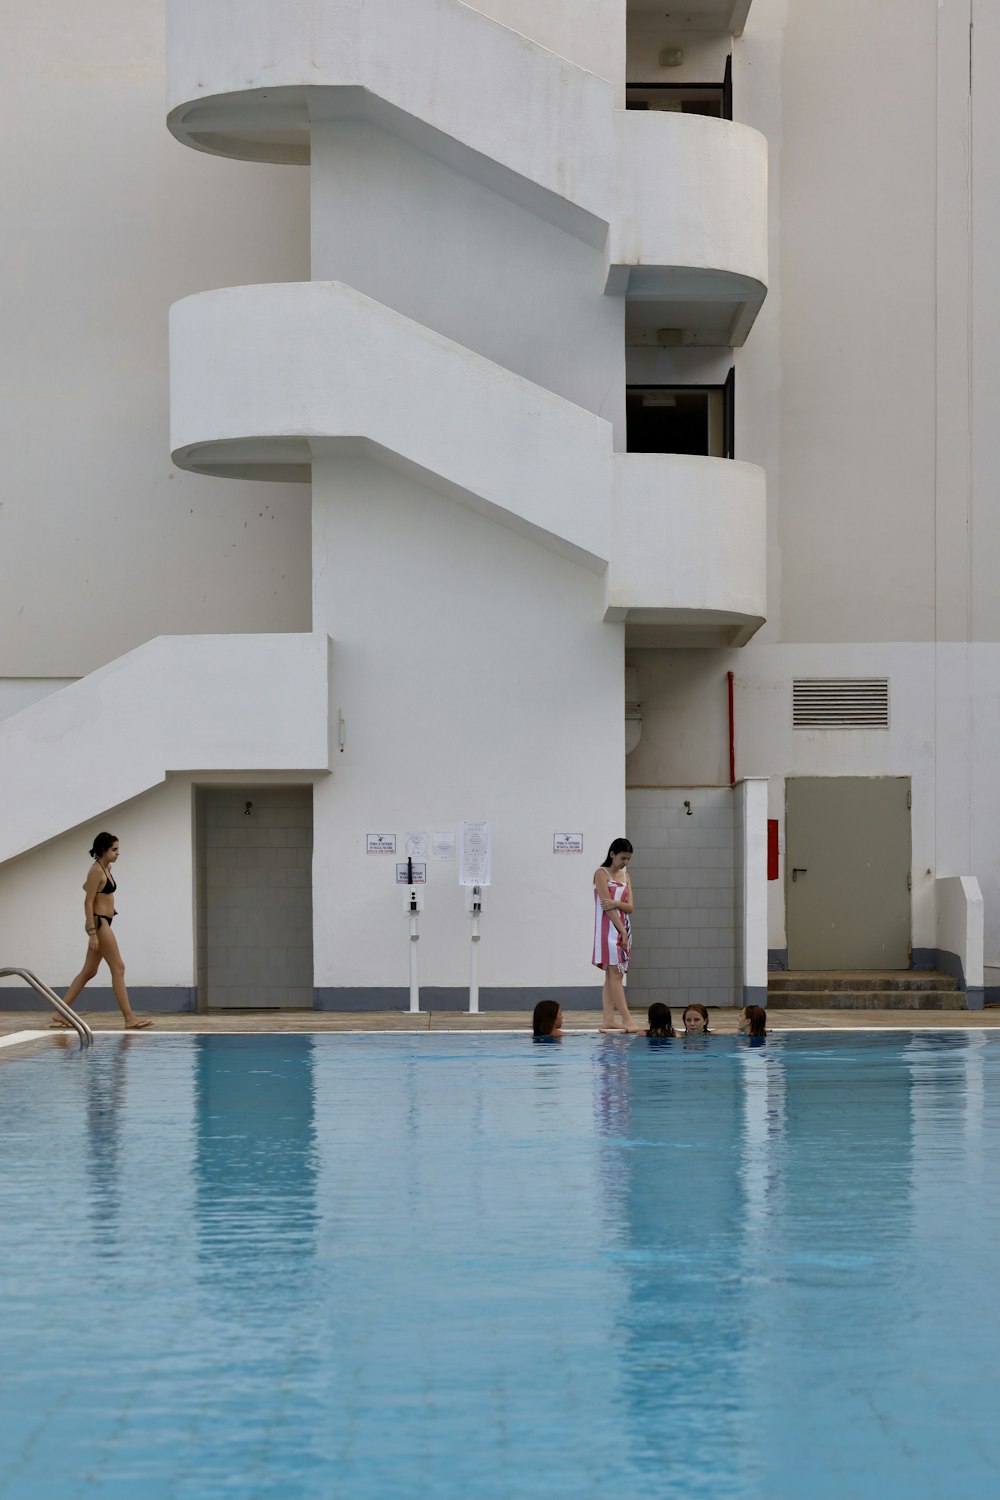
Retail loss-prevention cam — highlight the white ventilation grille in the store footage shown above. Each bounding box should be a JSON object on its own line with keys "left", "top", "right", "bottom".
{"left": 793, "top": 679, "right": 889, "bottom": 729}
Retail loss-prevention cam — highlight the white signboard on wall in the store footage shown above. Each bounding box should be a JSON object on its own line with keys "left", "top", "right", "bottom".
{"left": 366, "top": 833, "right": 396, "bottom": 855}
{"left": 553, "top": 833, "right": 583, "bottom": 854}
{"left": 433, "top": 828, "right": 456, "bottom": 861}
{"left": 459, "top": 820, "right": 492, "bottom": 886}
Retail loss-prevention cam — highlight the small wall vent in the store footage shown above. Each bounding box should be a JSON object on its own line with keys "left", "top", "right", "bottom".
{"left": 792, "top": 678, "right": 889, "bottom": 729}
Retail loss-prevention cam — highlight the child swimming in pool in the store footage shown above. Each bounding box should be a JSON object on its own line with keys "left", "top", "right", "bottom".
{"left": 737, "top": 1004, "right": 767, "bottom": 1037}
{"left": 645, "top": 1002, "right": 676, "bottom": 1038}
{"left": 532, "top": 1000, "right": 564, "bottom": 1039}
{"left": 681, "top": 1004, "right": 711, "bottom": 1035}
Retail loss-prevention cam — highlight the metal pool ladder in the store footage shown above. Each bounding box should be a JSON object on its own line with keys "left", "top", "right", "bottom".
{"left": 0, "top": 967, "right": 94, "bottom": 1045}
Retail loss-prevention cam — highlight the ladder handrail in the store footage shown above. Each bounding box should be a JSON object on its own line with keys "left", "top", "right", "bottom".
{"left": 0, "top": 967, "right": 94, "bottom": 1045}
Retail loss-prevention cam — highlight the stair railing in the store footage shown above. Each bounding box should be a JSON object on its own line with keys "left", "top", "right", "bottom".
{"left": 0, "top": 968, "right": 94, "bottom": 1045}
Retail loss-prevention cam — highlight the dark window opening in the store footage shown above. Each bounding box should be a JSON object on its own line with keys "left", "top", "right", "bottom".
{"left": 626, "top": 83, "right": 725, "bottom": 118}
{"left": 626, "top": 377, "right": 735, "bottom": 459}
{"left": 626, "top": 54, "right": 733, "bottom": 121}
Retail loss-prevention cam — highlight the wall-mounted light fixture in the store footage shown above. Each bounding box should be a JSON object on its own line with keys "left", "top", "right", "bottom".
{"left": 659, "top": 47, "right": 684, "bottom": 67}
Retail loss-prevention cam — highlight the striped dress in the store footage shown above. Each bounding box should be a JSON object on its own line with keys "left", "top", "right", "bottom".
{"left": 593, "top": 879, "right": 631, "bottom": 971}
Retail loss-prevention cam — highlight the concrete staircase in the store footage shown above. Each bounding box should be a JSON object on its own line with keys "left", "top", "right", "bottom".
{"left": 768, "top": 971, "right": 965, "bottom": 1010}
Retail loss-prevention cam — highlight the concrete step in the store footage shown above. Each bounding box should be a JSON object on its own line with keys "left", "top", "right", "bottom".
{"left": 767, "top": 990, "right": 967, "bottom": 1011}
{"left": 768, "top": 970, "right": 958, "bottom": 993}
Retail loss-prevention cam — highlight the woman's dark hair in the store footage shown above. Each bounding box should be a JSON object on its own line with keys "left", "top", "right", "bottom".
{"left": 743, "top": 1004, "right": 767, "bottom": 1038}
{"left": 682, "top": 1003, "right": 711, "bottom": 1034}
{"left": 647, "top": 1002, "right": 675, "bottom": 1038}
{"left": 601, "top": 838, "right": 633, "bottom": 868}
{"left": 532, "top": 1000, "right": 561, "bottom": 1038}
{"left": 89, "top": 832, "right": 117, "bottom": 860}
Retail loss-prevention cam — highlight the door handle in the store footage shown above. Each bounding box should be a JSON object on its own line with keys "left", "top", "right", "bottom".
{"left": 792, "top": 867, "right": 808, "bottom": 882}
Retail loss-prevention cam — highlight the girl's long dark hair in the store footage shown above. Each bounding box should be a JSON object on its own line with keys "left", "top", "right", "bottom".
{"left": 743, "top": 1004, "right": 768, "bottom": 1038}
{"left": 89, "top": 831, "right": 117, "bottom": 860}
{"left": 647, "top": 1002, "right": 675, "bottom": 1038}
{"left": 602, "top": 838, "right": 633, "bottom": 868}
{"left": 533, "top": 1000, "right": 561, "bottom": 1037}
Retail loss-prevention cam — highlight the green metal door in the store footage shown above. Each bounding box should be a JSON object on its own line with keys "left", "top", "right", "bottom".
{"left": 785, "top": 777, "right": 911, "bottom": 970}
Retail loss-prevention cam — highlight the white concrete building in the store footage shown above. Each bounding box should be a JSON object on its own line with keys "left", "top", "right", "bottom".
{"left": 0, "top": 0, "right": 994, "bottom": 1011}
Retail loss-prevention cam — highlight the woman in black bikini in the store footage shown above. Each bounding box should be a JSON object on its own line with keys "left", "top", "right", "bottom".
{"left": 54, "top": 832, "right": 153, "bottom": 1030}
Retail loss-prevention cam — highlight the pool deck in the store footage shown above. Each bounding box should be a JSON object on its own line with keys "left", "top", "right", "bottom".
{"left": 2, "top": 1007, "right": 999, "bottom": 1039}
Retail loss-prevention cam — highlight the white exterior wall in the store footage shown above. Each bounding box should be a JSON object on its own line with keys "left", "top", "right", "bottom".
{"left": 309, "top": 121, "right": 625, "bottom": 435}
{"left": 0, "top": 682, "right": 76, "bottom": 719}
{"left": 0, "top": 3, "right": 311, "bottom": 679}
{"left": 0, "top": 779, "right": 197, "bottom": 1003}
{"left": 311, "top": 459, "right": 623, "bottom": 997}
{"left": 471, "top": 0, "right": 625, "bottom": 100}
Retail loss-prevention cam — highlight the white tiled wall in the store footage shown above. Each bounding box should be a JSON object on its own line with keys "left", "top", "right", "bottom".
{"left": 625, "top": 786, "right": 736, "bottom": 1010}
{"left": 196, "top": 787, "right": 313, "bottom": 1009}
{"left": 734, "top": 787, "right": 746, "bottom": 994}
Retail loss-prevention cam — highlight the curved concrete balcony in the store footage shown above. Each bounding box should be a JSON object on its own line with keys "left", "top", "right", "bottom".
{"left": 609, "top": 111, "right": 768, "bottom": 346}
{"left": 165, "top": 0, "right": 613, "bottom": 245}
{"left": 170, "top": 281, "right": 612, "bottom": 570}
{"left": 607, "top": 454, "right": 766, "bottom": 646}
{"left": 0, "top": 634, "right": 331, "bottom": 865}
{"left": 627, "top": 0, "right": 752, "bottom": 36}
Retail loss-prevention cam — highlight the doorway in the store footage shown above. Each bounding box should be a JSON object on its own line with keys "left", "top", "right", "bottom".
{"left": 626, "top": 378, "right": 734, "bottom": 458}
{"left": 196, "top": 786, "right": 314, "bottom": 1009}
{"left": 785, "top": 777, "right": 911, "bottom": 970}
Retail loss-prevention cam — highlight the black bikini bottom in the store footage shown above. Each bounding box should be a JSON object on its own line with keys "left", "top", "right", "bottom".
{"left": 96, "top": 914, "right": 114, "bottom": 928}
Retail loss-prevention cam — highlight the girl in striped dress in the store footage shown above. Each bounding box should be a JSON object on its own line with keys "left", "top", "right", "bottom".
{"left": 593, "top": 838, "right": 639, "bottom": 1032}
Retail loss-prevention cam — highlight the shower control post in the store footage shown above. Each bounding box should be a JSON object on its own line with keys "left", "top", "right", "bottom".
{"left": 466, "top": 884, "right": 483, "bottom": 1014}
{"left": 405, "top": 880, "right": 423, "bottom": 1014}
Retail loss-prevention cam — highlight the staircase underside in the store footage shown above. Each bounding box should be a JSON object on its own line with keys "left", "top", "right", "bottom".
{"left": 768, "top": 971, "right": 965, "bottom": 1010}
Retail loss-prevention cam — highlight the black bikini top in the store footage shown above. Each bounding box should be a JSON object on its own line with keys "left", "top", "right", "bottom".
{"left": 96, "top": 862, "right": 116, "bottom": 895}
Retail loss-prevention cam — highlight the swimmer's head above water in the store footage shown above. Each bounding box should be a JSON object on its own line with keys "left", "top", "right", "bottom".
{"left": 646, "top": 1002, "right": 675, "bottom": 1038}
{"left": 682, "top": 1004, "right": 710, "bottom": 1035}
{"left": 532, "top": 1000, "right": 564, "bottom": 1039}
{"left": 738, "top": 1004, "right": 767, "bottom": 1038}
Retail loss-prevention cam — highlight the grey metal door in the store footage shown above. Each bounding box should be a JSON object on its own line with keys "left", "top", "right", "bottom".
{"left": 196, "top": 787, "right": 314, "bottom": 1008}
{"left": 785, "top": 777, "right": 910, "bottom": 970}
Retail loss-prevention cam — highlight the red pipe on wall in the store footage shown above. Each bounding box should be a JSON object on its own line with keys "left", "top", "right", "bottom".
{"left": 727, "top": 671, "right": 736, "bottom": 785}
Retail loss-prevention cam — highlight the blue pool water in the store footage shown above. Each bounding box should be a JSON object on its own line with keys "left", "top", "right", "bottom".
{"left": 1, "top": 1031, "right": 998, "bottom": 1500}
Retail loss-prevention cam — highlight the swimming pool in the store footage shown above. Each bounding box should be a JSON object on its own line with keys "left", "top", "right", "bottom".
{"left": 1, "top": 1032, "right": 997, "bottom": 1500}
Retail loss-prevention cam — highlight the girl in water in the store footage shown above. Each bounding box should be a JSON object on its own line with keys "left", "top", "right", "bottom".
{"left": 645, "top": 1002, "right": 676, "bottom": 1038}
{"left": 592, "top": 838, "right": 639, "bottom": 1033}
{"left": 532, "top": 1000, "right": 564, "bottom": 1039}
{"left": 737, "top": 1004, "right": 768, "bottom": 1038}
{"left": 53, "top": 833, "right": 153, "bottom": 1030}
{"left": 681, "top": 1003, "right": 711, "bottom": 1036}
